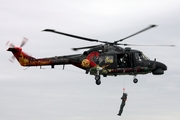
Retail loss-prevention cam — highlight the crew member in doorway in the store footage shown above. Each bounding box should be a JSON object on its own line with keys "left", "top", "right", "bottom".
{"left": 117, "top": 93, "right": 128, "bottom": 116}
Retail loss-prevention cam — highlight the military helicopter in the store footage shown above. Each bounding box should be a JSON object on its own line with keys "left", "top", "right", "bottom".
{"left": 7, "top": 25, "right": 174, "bottom": 85}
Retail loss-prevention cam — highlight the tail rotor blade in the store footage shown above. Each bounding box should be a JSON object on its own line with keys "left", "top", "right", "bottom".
{"left": 6, "top": 41, "right": 15, "bottom": 48}
{"left": 20, "top": 37, "right": 28, "bottom": 47}
{"left": 9, "top": 43, "right": 15, "bottom": 48}
{"left": 6, "top": 41, "right": 10, "bottom": 46}
{"left": 9, "top": 56, "right": 15, "bottom": 63}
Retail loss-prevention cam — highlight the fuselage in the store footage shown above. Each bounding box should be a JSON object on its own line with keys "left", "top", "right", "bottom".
{"left": 7, "top": 45, "right": 167, "bottom": 77}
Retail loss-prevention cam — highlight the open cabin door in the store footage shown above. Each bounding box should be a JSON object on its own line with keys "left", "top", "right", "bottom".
{"left": 117, "top": 53, "right": 134, "bottom": 68}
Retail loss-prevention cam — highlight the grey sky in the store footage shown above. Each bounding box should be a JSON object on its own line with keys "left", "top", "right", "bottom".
{"left": 1, "top": 0, "right": 180, "bottom": 120}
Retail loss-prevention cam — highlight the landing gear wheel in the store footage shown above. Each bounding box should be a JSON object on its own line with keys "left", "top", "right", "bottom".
{"left": 95, "top": 75, "right": 101, "bottom": 85}
{"left": 133, "top": 78, "right": 138, "bottom": 83}
{"left": 96, "top": 80, "right": 101, "bottom": 85}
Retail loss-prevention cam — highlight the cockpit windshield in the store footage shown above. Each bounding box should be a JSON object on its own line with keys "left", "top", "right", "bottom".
{"left": 134, "top": 52, "right": 150, "bottom": 61}
{"left": 141, "top": 53, "right": 150, "bottom": 60}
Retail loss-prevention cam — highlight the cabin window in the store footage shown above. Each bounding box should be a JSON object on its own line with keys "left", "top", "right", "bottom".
{"left": 105, "top": 56, "right": 114, "bottom": 63}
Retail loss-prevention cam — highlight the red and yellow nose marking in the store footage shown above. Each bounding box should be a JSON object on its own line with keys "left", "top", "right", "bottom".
{"left": 81, "top": 59, "right": 90, "bottom": 68}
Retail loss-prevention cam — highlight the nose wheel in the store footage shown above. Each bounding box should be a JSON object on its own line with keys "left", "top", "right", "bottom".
{"left": 133, "top": 77, "right": 138, "bottom": 83}
{"left": 95, "top": 75, "right": 101, "bottom": 85}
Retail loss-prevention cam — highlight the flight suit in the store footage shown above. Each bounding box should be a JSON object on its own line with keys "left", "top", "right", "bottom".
{"left": 117, "top": 93, "right": 127, "bottom": 116}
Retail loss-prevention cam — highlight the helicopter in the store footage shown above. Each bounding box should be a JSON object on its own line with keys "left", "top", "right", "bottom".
{"left": 7, "top": 25, "right": 174, "bottom": 85}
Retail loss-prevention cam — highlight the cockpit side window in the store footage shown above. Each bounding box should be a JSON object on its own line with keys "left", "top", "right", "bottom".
{"left": 141, "top": 53, "right": 149, "bottom": 60}
{"left": 134, "top": 52, "right": 149, "bottom": 61}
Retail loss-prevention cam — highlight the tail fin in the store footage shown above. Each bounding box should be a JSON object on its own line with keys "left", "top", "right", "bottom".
{"left": 7, "top": 47, "right": 36, "bottom": 66}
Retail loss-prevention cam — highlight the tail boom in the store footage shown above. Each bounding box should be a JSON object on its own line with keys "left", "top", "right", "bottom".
{"left": 7, "top": 47, "right": 78, "bottom": 67}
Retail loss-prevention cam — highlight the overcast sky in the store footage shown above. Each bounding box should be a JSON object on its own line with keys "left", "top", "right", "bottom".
{"left": 0, "top": 0, "right": 180, "bottom": 120}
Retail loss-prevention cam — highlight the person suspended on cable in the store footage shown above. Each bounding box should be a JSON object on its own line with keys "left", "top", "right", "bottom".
{"left": 117, "top": 92, "right": 128, "bottom": 116}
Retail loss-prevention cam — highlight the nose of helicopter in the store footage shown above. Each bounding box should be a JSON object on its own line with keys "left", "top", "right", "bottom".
{"left": 155, "top": 61, "right": 167, "bottom": 70}
{"left": 151, "top": 61, "right": 167, "bottom": 75}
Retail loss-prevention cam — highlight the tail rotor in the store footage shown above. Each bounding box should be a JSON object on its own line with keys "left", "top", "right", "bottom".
{"left": 6, "top": 37, "right": 28, "bottom": 62}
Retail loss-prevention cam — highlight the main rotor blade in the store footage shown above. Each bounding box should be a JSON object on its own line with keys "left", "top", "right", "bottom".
{"left": 72, "top": 45, "right": 100, "bottom": 51}
{"left": 118, "top": 43, "right": 175, "bottom": 47}
{"left": 43, "top": 29, "right": 100, "bottom": 42}
{"left": 114, "top": 25, "right": 157, "bottom": 43}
